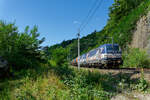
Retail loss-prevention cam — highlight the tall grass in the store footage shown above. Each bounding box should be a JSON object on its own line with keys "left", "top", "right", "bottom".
{"left": 0, "top": 64, "right": 150, "bottom": 100}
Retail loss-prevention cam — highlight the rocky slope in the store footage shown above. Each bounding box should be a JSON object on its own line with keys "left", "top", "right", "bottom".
{"left": 131, "top": 11, "right": 150, "bottom": 52}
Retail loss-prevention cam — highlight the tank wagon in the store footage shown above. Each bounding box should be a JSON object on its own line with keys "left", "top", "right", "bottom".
{"left": 71, "top": 44, "right": 123, "bottom": 68}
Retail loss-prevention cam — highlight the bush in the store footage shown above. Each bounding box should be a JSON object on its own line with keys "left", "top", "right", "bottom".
{"left": 135, "top": 70, "right": 149, "bottom": 92}
{"left": 123, "top": 48, "right": 150, "bottom": 68}
{"left": 0, "top": 21, "right": 46, "bottom": 70}
{"left": 63, "top": 70, "right": 113, "bottom": 100}
{"left": 49, "top": 47, "right": 69, "bottom": 67}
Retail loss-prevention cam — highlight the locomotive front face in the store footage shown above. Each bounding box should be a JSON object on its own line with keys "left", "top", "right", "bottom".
{"left": 100, "top": 44, "right": 122, "bottom": 65}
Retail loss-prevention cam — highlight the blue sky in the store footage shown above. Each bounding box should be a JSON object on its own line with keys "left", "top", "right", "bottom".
{"left": 0, "top": 0, "right": 114, "bottom": 46}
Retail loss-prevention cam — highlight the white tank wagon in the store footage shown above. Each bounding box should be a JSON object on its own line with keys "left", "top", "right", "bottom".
{"left": 71, "top": 44, "right": 123, "bottom": 68}
{"left": 79, "top": 54, "right": 87, "bottom": 67}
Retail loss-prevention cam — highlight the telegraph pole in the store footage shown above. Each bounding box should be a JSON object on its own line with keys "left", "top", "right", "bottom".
{"left": 112, "top": 36, "right": 114, "bottom": 45}
{"left": 77, "top": 31, "right": 80, "bottom": 70}
{"left": 112, "top": 36, "right": 114, "bottom": 49}
{"left": 112, "top": 36, "right": 114, "bottom": 53}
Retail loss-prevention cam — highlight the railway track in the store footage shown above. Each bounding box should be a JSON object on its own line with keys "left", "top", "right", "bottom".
{"left": 95, "top": 68, "right": 150, "bottom": 72}
{"left": 76, "top": 66, "right": 150, "bottom": 82}
{"left": 73, "top": 65, "right": 150, "bottom": 71}
{"left": 72, "top": 65, "right": 150, "bottom": 74}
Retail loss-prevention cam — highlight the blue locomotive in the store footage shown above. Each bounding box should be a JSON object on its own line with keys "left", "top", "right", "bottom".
{"left": 71, "top": 44, "right": 122, "bottom": 68}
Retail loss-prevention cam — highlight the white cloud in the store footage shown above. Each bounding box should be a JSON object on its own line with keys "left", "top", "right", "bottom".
{"left": 73, "top": 20, "right": 81, "bottom": 24}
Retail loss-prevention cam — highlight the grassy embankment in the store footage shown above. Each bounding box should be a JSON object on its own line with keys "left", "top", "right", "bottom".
{"left": 0, "top": 64, "right": 150, "bottom": 100}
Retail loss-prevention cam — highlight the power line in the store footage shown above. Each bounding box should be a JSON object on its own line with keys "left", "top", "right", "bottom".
{"left": 79, "top": 0, "right": 99, "bottom": 31}
{"left": 80, "top": 0, "right": 103, "bottom": 32}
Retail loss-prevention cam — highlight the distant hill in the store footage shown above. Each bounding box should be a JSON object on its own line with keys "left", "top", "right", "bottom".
{"left": 47, "top": 0, "right": 150, "bottom": 59}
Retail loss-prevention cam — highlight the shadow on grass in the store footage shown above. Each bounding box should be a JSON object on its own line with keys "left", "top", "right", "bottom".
{"left": 0, "top": 64, "right": 50, "bottom": 91}
{"left": 49, "top": 65, "right": 75, "bottom": 80}
{"left": 0, "top": 64, "right": 75, "bottom": 92}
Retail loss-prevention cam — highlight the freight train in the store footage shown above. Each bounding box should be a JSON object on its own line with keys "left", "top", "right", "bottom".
{"left": 71, "top": 44, "right": 123, "bottom": 68}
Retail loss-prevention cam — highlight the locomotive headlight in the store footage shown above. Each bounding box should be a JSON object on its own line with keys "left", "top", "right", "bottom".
{"left": 118, "top": 60, "right": 121, "bottom": 63}
{"left": 101, "top": 54, "right": 108, "bottom": 59}
{"left": 102, "top": 54, "right": 108, "bottom": 58}
{"left": 104, "top": 55, "right": 108, "bottom": 58}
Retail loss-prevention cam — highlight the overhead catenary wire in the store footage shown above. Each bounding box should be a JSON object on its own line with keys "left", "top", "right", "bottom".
{"left": 79, "top": 0, "right": 99, "bottom": 31}
{"left": 79, "top": 0, "right": 103, "bottom": 33}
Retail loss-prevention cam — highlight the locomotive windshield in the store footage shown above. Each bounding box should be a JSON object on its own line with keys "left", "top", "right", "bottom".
{"left": 106, "top": 45, "right": 120, "bottom": 53}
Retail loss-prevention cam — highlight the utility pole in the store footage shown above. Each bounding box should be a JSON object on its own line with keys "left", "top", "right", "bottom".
{"left": 112, "top": 36, "right": 114, "bottom": 46}
{"left": 77, "top": 31, "right": 80, "bottom": 70}
{"left": 112, "top": 36, "right": 114, "bottom": 49}
{"left": 112, "top": 36, "right": 114, "bottom": 53}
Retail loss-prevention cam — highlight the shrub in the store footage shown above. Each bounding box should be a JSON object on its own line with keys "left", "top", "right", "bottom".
{"left": 0, "top": 21, "right": 46, "bottom": 70}
{"left": 63, "top": 70, "right": 113, "bottom": 100}
{"left": 135, "top": 69, "right": 149, "bottom": 92}
{"left": 49, "top": 47, "right": 68, "bottom": 67}
{"left": 123, "top": 48, "right": 150, "bottom": 68}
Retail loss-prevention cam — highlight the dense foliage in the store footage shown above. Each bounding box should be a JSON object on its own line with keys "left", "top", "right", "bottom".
{"left": 109, "top": 0, "right": 143, "bottom": 22}
{"left": 49, "top": 47, "right": 69, "bottom": 67}
{"left": 123, "top": 48, "right": 150, "bottom": 68}
{"left": 0, "top": 21, "right": 45, "bottom": 70}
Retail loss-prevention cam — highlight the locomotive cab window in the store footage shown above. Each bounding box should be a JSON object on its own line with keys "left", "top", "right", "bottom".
{"left": 106, "top": 45, "right": 120, "bottom": 53}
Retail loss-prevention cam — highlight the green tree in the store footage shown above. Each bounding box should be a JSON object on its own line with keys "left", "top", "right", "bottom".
{"left": 0, "top": 21, "right": 45, "bottom": 70}
{"left": 50, "top": 47, "right": 68, "bottom": 66}
{"left": 109, "top": 0, "right": 143, "bottom": 22}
